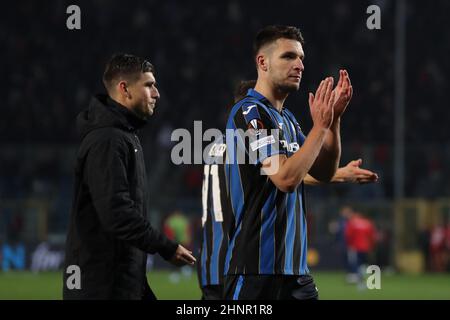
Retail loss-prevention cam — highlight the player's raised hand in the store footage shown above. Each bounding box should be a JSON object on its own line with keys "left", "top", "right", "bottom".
{"left": 332, "top": 69, "right": 353, "bottom": 119}
{"left": 340, "top": 159, "right": 378, "bottom": 184}
{"left": 170, "top": 244, "right": 196, "bottom": 266}
{"left": 309, "top": 77, "right": 336, "bottom": 130}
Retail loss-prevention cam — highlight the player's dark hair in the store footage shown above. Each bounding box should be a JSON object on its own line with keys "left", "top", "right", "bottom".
{"left": 234, "top": 80, "right": 257, "bottom": 102}
{"left": 103, "top": 53, "right": 154, "bottom": 92}
{"left": 253, "top": 25, "right": 304, "bottom": 59}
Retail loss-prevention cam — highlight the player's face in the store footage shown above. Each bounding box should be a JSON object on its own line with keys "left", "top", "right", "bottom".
{"left": 127, "top": 72, "right": 160, "bottom": 120}
{"left": 268, "top": 38, "right": 305, "bottom": 93}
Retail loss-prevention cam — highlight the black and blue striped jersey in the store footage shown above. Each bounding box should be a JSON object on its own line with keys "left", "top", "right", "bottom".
{"left": 224, "top": 88, "right": 309, "bottom": 276}
{"left": 199, "top": 137, "right": 233, "bottom": 286}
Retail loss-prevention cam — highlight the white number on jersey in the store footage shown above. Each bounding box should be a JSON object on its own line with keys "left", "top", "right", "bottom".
{"left": 201, "top": 164, "right": 224, "bottom": 226}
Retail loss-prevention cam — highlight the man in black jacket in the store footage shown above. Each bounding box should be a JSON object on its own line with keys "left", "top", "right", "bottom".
{"left": 63, "top": 53, "right": 196, "bottom": 300}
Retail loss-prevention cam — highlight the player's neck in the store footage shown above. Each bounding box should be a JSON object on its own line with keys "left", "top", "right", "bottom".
{"left": 254, "top": 81, "right": 287, "bottom": 112}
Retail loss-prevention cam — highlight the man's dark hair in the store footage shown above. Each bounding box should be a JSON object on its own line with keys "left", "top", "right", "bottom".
{"left": 253, "top": 25, "right": 305, "bottom": 59}
{"left": 103, "top": 53, "right": 154, "bottom": 92}
{"left": 234, "top": 79, "right": 257, "bottom": 103}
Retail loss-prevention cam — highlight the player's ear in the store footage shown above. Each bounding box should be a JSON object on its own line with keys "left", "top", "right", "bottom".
{"left": 256, "top": 54, "right": 268, "bottom": 72}
{"left": 118, "top": 81, "right": 131, "bottom": 99}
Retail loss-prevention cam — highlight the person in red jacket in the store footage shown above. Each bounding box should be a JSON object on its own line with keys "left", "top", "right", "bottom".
{"left": 344, "top": 207, "right": 377, "bottom": 285}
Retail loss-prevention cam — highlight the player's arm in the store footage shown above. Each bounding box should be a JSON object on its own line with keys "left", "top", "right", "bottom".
{"left": 304, "top": 159, "right": 378, "bottom": 185}
{"left": 309, "top": 70, "right": 353, "bottom": 183}
{"left": 262, "top": 78, "right": 335, "bottom": 193}
{"left": 307, "top": 119, "right": 341, "bottom": 182}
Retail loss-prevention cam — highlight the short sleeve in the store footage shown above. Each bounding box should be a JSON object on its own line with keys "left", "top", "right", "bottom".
{"left": 228, "top": 100, "right": 287, "bottom": 165}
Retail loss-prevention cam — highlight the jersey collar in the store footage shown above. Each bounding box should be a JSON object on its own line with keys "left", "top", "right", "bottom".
{"left": 247, "top": 88, "right": 285, "bottom": 113}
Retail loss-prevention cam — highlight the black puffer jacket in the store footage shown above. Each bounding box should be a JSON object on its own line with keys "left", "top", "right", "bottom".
{"left": 63, "top": 94, "right": 178, "bottom": 300}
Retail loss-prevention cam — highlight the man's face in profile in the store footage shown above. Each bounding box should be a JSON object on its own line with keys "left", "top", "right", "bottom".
{"left": 127, "top": 72, "right": 160, "bottom": 120}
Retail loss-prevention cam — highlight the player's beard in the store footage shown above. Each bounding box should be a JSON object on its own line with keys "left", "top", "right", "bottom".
{"left": 274, "top": 80, "right": 300, "bottom": 95}
{"left": 132, "top": 102, "right": 152, "bottom": 121}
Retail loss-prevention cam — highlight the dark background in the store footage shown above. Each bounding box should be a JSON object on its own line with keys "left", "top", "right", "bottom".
{"left": 1, "top": 0, "right": 449, "bottom": 272}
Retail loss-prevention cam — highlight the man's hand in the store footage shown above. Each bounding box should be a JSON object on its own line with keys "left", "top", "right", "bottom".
{"left": 309, "top": 77, "right": 336, "bottom": 130}
{"left": 336, "top": 159, "right": 378, "bottom": 184}
{"left": 332, "top": 69, "right": 353, "bottom": 120}
{"left": 170, "top": 244, "right": 196, "bottom": 266}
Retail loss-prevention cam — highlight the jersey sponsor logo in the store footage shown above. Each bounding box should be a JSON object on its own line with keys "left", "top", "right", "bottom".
{"left": 250, "top": 135, "right": 276, "bottom": 152}
{"left": 280, "top": 140, "right": 300, "bottom": 153}
{"left": 208, "top": 143, "right": 227, "bottom": 157}
{"left": 242, "top": 104, "right": 257, "bottom": 115}
{"left": 242, "top": 104, "right": 262, "bottom": 125}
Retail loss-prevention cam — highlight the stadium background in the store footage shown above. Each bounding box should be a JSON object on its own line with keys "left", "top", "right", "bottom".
{"left": 1, "top": 0, "right": 449, "bottom": 299}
